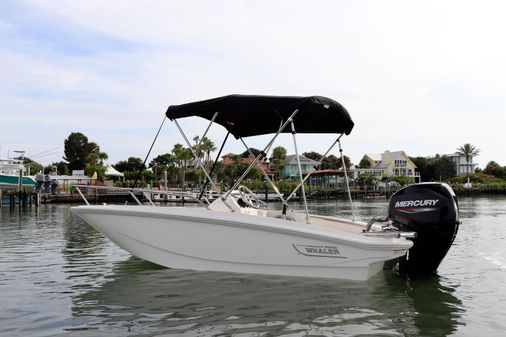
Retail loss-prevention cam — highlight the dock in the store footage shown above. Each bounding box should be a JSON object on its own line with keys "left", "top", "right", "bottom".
{"left": 0, "top": 189, "right": 40, "bottom": 207}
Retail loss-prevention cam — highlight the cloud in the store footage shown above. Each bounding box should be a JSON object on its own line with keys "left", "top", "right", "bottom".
{"left": 1, "top": 0, "right": 505, "bottom": 168}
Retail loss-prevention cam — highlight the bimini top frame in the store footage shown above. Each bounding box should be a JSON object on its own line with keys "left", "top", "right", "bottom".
{"left": 166, "top": 94, "right": 356, "bottom": 221}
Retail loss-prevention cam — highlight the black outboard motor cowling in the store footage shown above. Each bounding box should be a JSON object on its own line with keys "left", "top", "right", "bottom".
{"left": 387, "top": 183, "right": 459, "bottom": 275}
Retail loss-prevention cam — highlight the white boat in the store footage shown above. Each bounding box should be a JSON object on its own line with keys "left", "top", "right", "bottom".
{"left": 0, "top": 158, "right": 36, "bottom": 190}
{"left": 73, "top": 95, "right": 459, "bottom": 281}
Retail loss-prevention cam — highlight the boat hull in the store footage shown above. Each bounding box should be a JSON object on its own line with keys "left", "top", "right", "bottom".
{"left": 72, "top": 205, "right": 412, "bottom": 281}
{"left": 0, "top": 174, "right": 36, "bottom": 190}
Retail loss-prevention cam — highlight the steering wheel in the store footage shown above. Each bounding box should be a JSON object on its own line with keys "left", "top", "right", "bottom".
{"left": 238, "top": 185, "right": 270, "bottom": 209}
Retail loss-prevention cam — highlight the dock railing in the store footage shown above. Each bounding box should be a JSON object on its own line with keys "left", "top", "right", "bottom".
{"left": 72, "top": 184, "right": 210, "bottom": 208}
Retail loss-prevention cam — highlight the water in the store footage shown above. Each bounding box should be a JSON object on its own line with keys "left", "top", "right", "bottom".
{"left": 0, "top": 197, "right": 505, "bottom": 337}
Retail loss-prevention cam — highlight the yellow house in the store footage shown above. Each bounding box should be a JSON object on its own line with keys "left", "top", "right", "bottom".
{"left": 353, "top": 150, "right": 420, "bottom": 181}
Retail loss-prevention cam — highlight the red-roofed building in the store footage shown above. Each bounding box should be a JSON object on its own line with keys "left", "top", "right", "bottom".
{"left": 221, "top": 153, "right": 271, "bottom": 173}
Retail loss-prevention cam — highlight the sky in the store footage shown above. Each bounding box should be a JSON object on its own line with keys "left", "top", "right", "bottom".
{"left": 1, "top": 0, "right": 505, "bottom": 169}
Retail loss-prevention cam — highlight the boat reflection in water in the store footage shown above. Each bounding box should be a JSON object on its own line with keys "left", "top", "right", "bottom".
{"left": 70, "top": 257, "right": 463, "bottom": 336}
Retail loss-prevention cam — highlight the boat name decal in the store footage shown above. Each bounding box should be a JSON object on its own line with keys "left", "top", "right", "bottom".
{"left": 394, "top": 199, "right": 439, "bottom": 208}
{"left": 293, "top": 244, "right": 345, "bottom": 258}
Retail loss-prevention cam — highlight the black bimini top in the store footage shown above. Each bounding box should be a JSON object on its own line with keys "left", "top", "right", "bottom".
{"left": 166, "top": 94, "right": 354, "bottom": 139}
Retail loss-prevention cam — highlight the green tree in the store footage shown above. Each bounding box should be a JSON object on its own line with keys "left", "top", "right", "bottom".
{"left": 241, "top": 148, "right": 263, "bottom": 158}
{"left": 149, "top": 153, "right": 175, "bottom": 168}
{"left": 358, "top": 157, "right": 372, "bottom": 169}
{"left": 85, "top": 163, "right": 106, "bottom": 181}
{"left": 302, "top": 151, "right": 322, "bottom": 162}
{"left": 192, "top": 136, "right": 204, "bottom": 163}
{"left": 190, "top": 136, "right": 217, "bottom": 167}
{"left": 433, "top": 155, "right": 454, "bottom": 181}
{"left": 148, "top": 153, "right": 175, "bottom": 182}
{"left": 88, "top": 150, "right": 108, "bottom": 165}
{"left": 323, "top": 154, "right": 351, "bottom": 170}
{"left": 235, "top": 163, "right": 263, "bottom": 181}
{"left": 387, "top": 175, "right": 415, "bottom": 186}
{"left": 44, "top": 164, "right": 56, "bottom": 174}
{"left": 114, "top": 157, "right": 146, "bottom": 173}
{"left": 51, "top": 161, "right": 69, "bottom": 175}
{"left": 201, "top": 137, "right": 217, "bottom": 166}
{"left": 270, "top": 146, "right": 287, "bottom": 179}
{"left": 355, "top": 174, "right": 376, "bottom": 189}
{"left": 410, "top": 157, "right": 430, "bottom": 181}
{"left": 410, "top": 155, "right": 456, "bottom": 182}
{"left": 184, "top": 168, "right": 204, "bottom": 185}
{"left": 22, "top": 157, "right": 43, "bottom": 175}
{"left": 483, "top": 161, "right": 505, "bottom": 179}
{"left": 171, "top": 144, "right": 192, "bottom": 167}
{"left": 301, "top": 152, "right": 350, "bottom": 170}
{"left": 63, "top": 132, "right": 107, "bottom": 171}
{"left": 171, "top": 143, "right": 192, "bottom": 189}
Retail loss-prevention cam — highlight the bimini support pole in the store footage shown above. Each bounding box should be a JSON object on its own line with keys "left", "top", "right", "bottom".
{"left": 239, "top": 137, "right": 286, "bottom": 204}
{"left": 195, "top": 112, "right": 218, "bottom": 150}
{"left": 224, "top": 109, "right": 300, "bottom": 199}
{"left": 199, "top": 131, "right": 230, "bottom": 200}
{"left": 339, "top": 139, "right": 356, "bottom": 222}
{"left": 290, "top": 121, "right": 310, "bottom": 224}
{"left": 285, "top": 134, "right": 342, "bottom": 202}
{"left": 191, "top": 111, "right": 219, "bottom": 201}
{"left": 173, "top": 119, "right": 218, "bottom": 193}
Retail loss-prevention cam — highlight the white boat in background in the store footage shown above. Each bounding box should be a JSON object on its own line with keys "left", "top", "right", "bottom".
{"left": 73, "top": 95, "right": 460, "bottom": 281}
{"left": 0, "top": 158, "right": 36, "bottom": 190}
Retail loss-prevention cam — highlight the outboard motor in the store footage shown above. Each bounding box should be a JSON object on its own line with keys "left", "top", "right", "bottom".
{"left": 50, "top": 179, "right": 59, "bottom": 195}
{"left": 387, "top": 183, "right": 460, "bottom": 275}
{"left": 43, "top": 174, "right": 51, "bottom": 193}
{"left": 35, "top": 173, "right": 45, "bottom": 192}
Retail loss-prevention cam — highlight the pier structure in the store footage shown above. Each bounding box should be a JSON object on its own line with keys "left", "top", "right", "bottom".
{"left": 0, "top": 188, "right": 41, "bottom": 208}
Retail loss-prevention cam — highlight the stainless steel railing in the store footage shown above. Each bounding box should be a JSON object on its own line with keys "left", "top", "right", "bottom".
{"left": 72, "top": 184, "right": 210, "bottom": 208}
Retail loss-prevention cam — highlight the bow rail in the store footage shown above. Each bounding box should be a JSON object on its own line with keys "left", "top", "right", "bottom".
{"left": 71, "top": 184, "right": 210, "bottom": 208}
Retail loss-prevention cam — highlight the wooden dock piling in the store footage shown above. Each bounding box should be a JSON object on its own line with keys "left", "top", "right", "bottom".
{"left": 1, "top": 189, "right": 40, "bottom": 208}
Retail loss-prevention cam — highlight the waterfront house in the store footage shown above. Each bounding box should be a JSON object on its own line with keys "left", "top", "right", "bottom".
{"left": 447, "top": 153, "right": 478, "bottom": 176}
{"left": 308, "top": 169, "right": 346, "bottom": 190}
{"left": 221, "top": 153, "right": 271, "bottom": 173}
{"left": 282, "top": 154, "right": 319, "bottom": 179}
{"left": 353, "top": 150, "right": 420, "bottom": 182}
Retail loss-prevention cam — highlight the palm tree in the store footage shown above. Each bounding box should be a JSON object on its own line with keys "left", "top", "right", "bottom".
{"left": 201, "top": 137, "right": 217, "bottom": 167}
{"left": 192, "top": 136, "right": 204, "bottom": 165}
{"left": 171, "top": 143, "right": 192, "bottom": 189}
{"left": 456, "top": 143, "right": 480, "bottom": 185}
{"left": 269, "top": 146, "right": 287, "bottom": 180}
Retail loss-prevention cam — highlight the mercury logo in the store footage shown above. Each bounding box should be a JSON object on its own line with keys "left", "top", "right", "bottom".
{"left": 395, "top": 199, "right": 439, "bottom": 208}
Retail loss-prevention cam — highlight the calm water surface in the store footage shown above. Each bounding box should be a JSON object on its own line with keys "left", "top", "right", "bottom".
{"left": 1, "top": 197, "right": 505, "bottom": 336}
